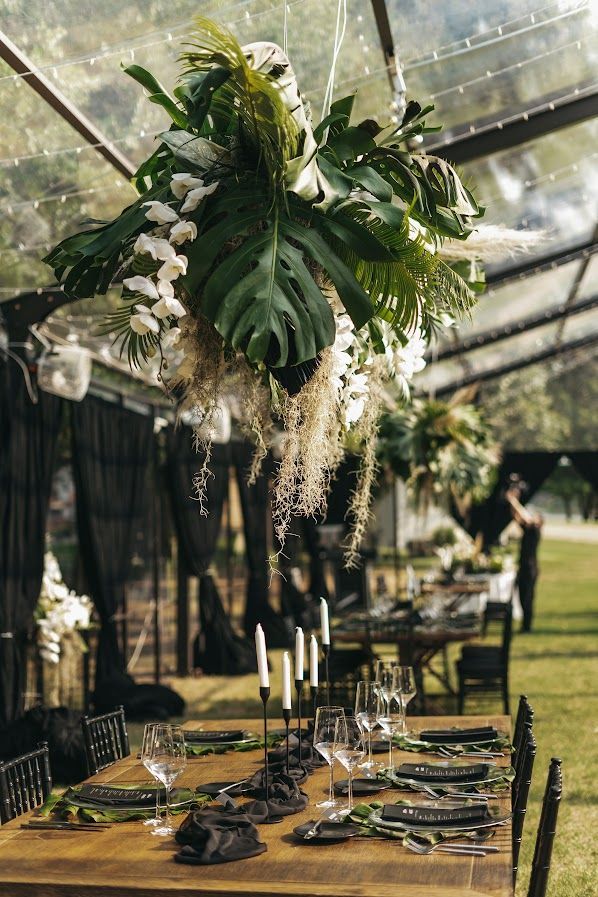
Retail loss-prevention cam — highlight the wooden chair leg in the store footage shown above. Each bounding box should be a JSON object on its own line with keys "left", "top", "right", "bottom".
{"left": 503, "top": 681, "right": 510, "bottom": 716}
{"left": 458, "top": 680, "right": 465, "bottom": 715}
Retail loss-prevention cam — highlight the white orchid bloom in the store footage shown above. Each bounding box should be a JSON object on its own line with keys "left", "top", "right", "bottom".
{"left": 130, "top": 305, "right": 160, "bottom": 335}
{"left": 170, "top": 173, "right": 205, "bottom": 199}
{"left": 180, "top": 181, "right": 219, "bottom": 213}
{"left": 142, "top": 201, "right": 179, "bottom": 224}
{"left": 157, "top": 254, "right": 188, "bottom": 281}
{"left": 134, "top": 233, "right": 177, "bottom": 261}
{"left": 169, "top": 219, "right": 198, "bottom": 245}
{"left": 157, "top": 279, "right": 174, "bottom": 298}
{"left": 162, "top": 327, "right": 182, "bottom": 349}
{"left": 152, "top": 295, "right": 187, "bottom": 319}
{"left": 122, "top": 275, "right": 160, "bottom": 301}
{"left": 334, "top": 314, "right": 355, "bottom": 353}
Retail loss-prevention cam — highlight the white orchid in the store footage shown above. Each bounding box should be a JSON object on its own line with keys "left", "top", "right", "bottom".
{"left": 122, "top": 275, "right": 159, "bottom": 301}
{"left": 37, "top": 552, "right": 92, "bottom": 664}
{"left": 130, "top": 305, "right": 160, "bottom": 335}
{"left": 133, "top": 233, "right": 177, "bottom": 261}
{"left": 169, "top": 219, "right": 198, "bottom": 245}
{"left": 142, "top": 201, "right": 179, "bottom": 224}
{"left": 157, "top": 254, "right": 188, "bottom": 281}
{"left": 161, "top": 327, "right": 182, "bottom": 349}
{"left": 395, "top": 330, "right": 427, "bottom": 380}
{"left": 180, "top": 181, "right": 219, "bottom": 213}
{"left": 157, "top": 279, "right": 174, "bottom": 298}
{"left": 170, "top": 173, "right": 205, "bottom": 199}
{"left": 152, "top": 295, "right": 187, "bottom": 319}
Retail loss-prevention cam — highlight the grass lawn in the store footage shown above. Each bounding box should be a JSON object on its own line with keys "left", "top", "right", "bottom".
{"left": 135, "top": 538, "right": 596, "bottom": 896}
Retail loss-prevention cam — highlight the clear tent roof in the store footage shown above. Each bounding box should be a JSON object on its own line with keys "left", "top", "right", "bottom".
{"left": 1, "top": 0, "right": 597, "bottom": 393}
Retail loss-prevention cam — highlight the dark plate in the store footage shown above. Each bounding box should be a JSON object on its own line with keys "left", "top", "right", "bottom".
{"left": 334, "top": 778, "right": 391, "bottom": 796}
{"left": 293, "top": 821, "right": 361, "bottom": 842}
{"left": 196, "top": 781, "right": 248, "bottom": 798}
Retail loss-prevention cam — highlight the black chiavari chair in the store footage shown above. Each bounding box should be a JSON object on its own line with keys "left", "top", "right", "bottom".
{"left": 81, "top": 705, "right": 130, "bottom": 775}
{"left": 456, "top": 600, "right": 512, "bottom": 714}
{"left": 527, "top": 758, "right": 563, "bottom": 897}
{"left": 0, "top": 742, "right": 52, "bottom": 824}
{"left": 512, "top": 723, "right": 537, "bottom": 885}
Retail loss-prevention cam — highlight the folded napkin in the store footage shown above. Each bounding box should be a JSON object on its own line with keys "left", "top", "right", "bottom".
{"left": 183, "top": 730, "right": 246, "bottom": 744}
{"left": 419, "top": 726, "right": 497, "bottom": 745}
{"left": 397, "top": 763, "right": 488, "bottom": 783}
{"left": 243, "top": 771, "right": 308, "bottom": 822}
{"left": 175, "top": 807, "right": 267, "bottom": 865}
{"left": 74, "top": 784, "right": 163, "bottom": 808}
{"left": 381, "top": 803, "right": 488, "bottom": 826}
{"left": 268, "top": 734, "right": 326, "bottom": 771}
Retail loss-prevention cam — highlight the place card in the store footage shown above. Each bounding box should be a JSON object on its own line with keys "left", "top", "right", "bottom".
{"left": 381, "top": 804, "right": 488, "bottom": 825}
{"left": 419, "top": 726, "right": 497, "bottom": 744}
{"left": 77, "top": 784, "right": 160, "bottom": 806}
{"left": 397, "top": 763, "right": 488, "bottom": 782}
{"left": 183, "top": 730, "right": 246, "bottom": 743}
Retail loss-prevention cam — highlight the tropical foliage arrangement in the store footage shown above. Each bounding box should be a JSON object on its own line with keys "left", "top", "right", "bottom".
{"left": 377, "top": 391, "right": 500, "bottom": 514}
{"left": 44, "top": 16, "right": 488, "bottom": 563}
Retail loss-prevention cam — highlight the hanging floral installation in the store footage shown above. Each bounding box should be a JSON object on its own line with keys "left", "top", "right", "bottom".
{"left": 45, "top": 16, "right": 494, "bottom": 565}
{"left": 36, "top": 551, "right": 92, "bottom": 664}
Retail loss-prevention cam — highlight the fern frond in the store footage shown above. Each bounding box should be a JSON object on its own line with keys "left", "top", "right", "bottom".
{"left": 180, "top": 17, "right": 299, "bottom": 191}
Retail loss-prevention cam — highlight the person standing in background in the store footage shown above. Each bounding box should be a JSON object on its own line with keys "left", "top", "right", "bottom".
{"left": 505, "top": 479, "right": 544, "bottom": 633}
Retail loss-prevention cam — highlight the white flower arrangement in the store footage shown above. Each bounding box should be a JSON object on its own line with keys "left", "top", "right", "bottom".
{"left": 36, "top": 551, "right": 93, "bottom": 664}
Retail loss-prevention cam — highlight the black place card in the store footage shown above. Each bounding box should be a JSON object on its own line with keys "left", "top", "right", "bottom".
{"left": 77, "top": 784, "right": 160, "bottom": 806}
{"left": 419, "top": 726, "right": 497, "bottom": 744}
{"left": 381, "top": 804, "right": 487, "bottom": 825}
{"left": 183, "top": 730, "right": 246, "bottom": 743}
{"left": 397, "top": 763, "right": 488, "bottom": 782}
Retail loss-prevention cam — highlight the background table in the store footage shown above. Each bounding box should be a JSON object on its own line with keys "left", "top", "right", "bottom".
{"left": 0, "top": 715, "right": 512, "bottom": 897}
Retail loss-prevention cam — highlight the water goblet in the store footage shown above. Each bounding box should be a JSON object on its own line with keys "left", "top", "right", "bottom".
{"left": 333, "top": 716, "right": 366, "bottom": 813}
{"left": 313, "top": 706, "right": 345, "bottom": 808}
{"left": 140, "top": 723, "right": 161, "bottom": 827}
{"left": 354, "top": 680, "right": 379, "bottom": 770}
{"left": 146, "top": 724, "right": 187, "bottom": 836}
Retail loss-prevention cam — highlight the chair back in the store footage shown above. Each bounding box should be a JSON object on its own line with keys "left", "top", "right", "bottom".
{"left": 513, "top": 694, "right": 534, "bottom": 767}
{"left": 512, "top": 725, "right": 536, "bottom": 884}
{"left": 0, "top": 742, "right": 52, "bottom": 824}
{"left": 81, "top": 705, "right": 130, "bottom": 775}
{"left": 528, "top": 758, "right": 563, "bottom": 897}
{"left": 500, "top": 601, "right": 513, "bottom": 666}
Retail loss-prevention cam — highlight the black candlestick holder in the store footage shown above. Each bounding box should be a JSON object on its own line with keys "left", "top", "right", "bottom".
{"left": 322, "top": 643, "right": 331, "bottom": 705}
{"left": 282, "top": 707, "right": 292, "bottom": 774}
{"left": 260, "top": 686, "right": 282, "bottom": 824}
{"left": 294, "top": 679, "right": 303, "bottom": 767}
{"left": 310, "top": 685, "right": 318, "bottom": 721}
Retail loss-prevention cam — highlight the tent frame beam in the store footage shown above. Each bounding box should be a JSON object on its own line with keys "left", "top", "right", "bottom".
{"left": 0, "top": 30, "right": 136, "bottom": 179}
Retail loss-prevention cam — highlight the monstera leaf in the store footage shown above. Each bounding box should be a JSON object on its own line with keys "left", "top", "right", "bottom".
{"left": 182, "top": 188, "right": 374, "bottom": 367}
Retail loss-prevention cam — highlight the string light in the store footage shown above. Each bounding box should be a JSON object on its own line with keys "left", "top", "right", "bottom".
{"left": 0, "top": 129, "right": 162, "bottom": 167}
{"left": 479, "top": 151, "right": 598, "bottom": 207}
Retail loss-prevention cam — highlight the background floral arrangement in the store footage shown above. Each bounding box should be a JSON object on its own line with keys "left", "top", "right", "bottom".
{"left": 36, "top": 551, "right": 92, "bottom": 664}
{"left": 44, "top": 16, "right": 491, "bottom": 565}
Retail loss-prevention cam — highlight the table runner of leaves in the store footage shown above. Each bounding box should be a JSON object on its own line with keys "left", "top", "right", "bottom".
{"left": 184, "top": 732, "right": 283, "bottom": 757}
{"left": 39, "top": 784, "right": 210, "bottom": 823}
{"left": 377, "top": 765, "right": 516, "bottom": 794}
{"left": 393, "top": 733, "right": 513, "bottom": 755}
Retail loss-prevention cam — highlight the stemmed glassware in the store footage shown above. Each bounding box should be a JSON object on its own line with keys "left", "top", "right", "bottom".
{"left": 395, "top": 665, "right": 417, "bottom": 735}
{"left": 313, "top": 706, "right": 345, "bottom": 808}
{"left": 375, "top": 660, "right": 398, "bottom": 711}
{"left": 140, "top": 723, "right": 162, "bottom": 827}
{"left": 354, "top": 680, "right": 379, "bottom": 771}
{"left": 145, "top": 724, "right": 187, "bottom": 836}
{"left": 376, "top": 688, "right": 403, "bottom": 774}
{"left": 333, "top": 716, "right": 365, "bottom": 813}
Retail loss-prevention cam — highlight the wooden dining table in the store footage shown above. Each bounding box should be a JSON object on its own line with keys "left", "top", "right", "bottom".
{"left": 0, "top": 715, "right": 513, "bottom": 897}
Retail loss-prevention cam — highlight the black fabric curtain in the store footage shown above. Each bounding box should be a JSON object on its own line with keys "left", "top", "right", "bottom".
{"left": 453, "top": 451, "right": 561, "bottom": 548}
{"left": 71, "top": 397, "right": 154, "bottom": 683}
{"left": 167, "top": 430, "right": 256, "bottom": 675}
{"left": 0, "top": 361, "right": 62, "bottom": 724}
{"left": 232, "top": 442, "right": 289, "bottom": 647}
{"left": 568, "top": 452, "right": 598, "bottom": 491}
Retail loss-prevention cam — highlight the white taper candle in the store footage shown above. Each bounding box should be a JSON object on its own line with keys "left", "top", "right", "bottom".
{"left": 282, "top": 651, "right": 292, "bottom": 710}
{"left": 294, "top": 627, "right": 304, "bottom": 681}
{"left": 255, "top": 624, "right": 269, "bottom": 688}
{"left": 309, "top": 634, "right": 319, "bottom": 688}
{"left": 320, "top": 597, "right": 330, "bottom": 646}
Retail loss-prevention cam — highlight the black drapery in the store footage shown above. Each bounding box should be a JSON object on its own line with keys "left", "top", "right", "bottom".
{"left": 232, "top": 442, "right": 289, "bottom": 647}
{"left": 453, "top": 451, "right": 561, "bottom": 548}
{"left": 71, "top": 397, "right": 154, "bottom": 683}
{"left": 568, "top": 452, "right": 598, "bottom": 491}
{"left": 0, "top": 361, "right": 62, "bottom": 724}
{"left": 167, "top": 430, "right": 256, "bottom": 675}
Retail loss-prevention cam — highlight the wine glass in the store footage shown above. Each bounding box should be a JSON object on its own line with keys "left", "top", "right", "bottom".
{"left": 395, "top": 665, "right": 417, "bottom": 735}
{"left": 313, "top": 706, "right": 345, "bottom": 808}
{"left": 140, "top": 723, "right": 161, "bottom": 827}
{"left": 146, "top": 724, "right": 187, "bottom": 836}
{"left": 374, "top": 660, "right": 398, "bottom": 711}
{"left": 376, "top": 685, "right": 402, "bottom": 774}
{"left": 333, "top": 716, "right": 365, "bottom": 813}
{"left": 354, "top": 681, "right": 379, "bottom": 771}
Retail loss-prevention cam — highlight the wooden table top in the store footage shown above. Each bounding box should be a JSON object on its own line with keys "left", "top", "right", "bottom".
{"left": 334, "top": 626, "right": 480, "bottom": 647}
{"left": 0, "top": 715, "right": 512, "bottom": 897}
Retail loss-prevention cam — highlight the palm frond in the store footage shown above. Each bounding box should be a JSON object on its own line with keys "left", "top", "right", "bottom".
{"left": 180, "top": 16, "right": 299, "bottom": 191}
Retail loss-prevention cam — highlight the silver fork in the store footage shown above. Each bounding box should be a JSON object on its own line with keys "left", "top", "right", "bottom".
{"left": 404, "top": 835, "right": 497, "bottom": 857}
